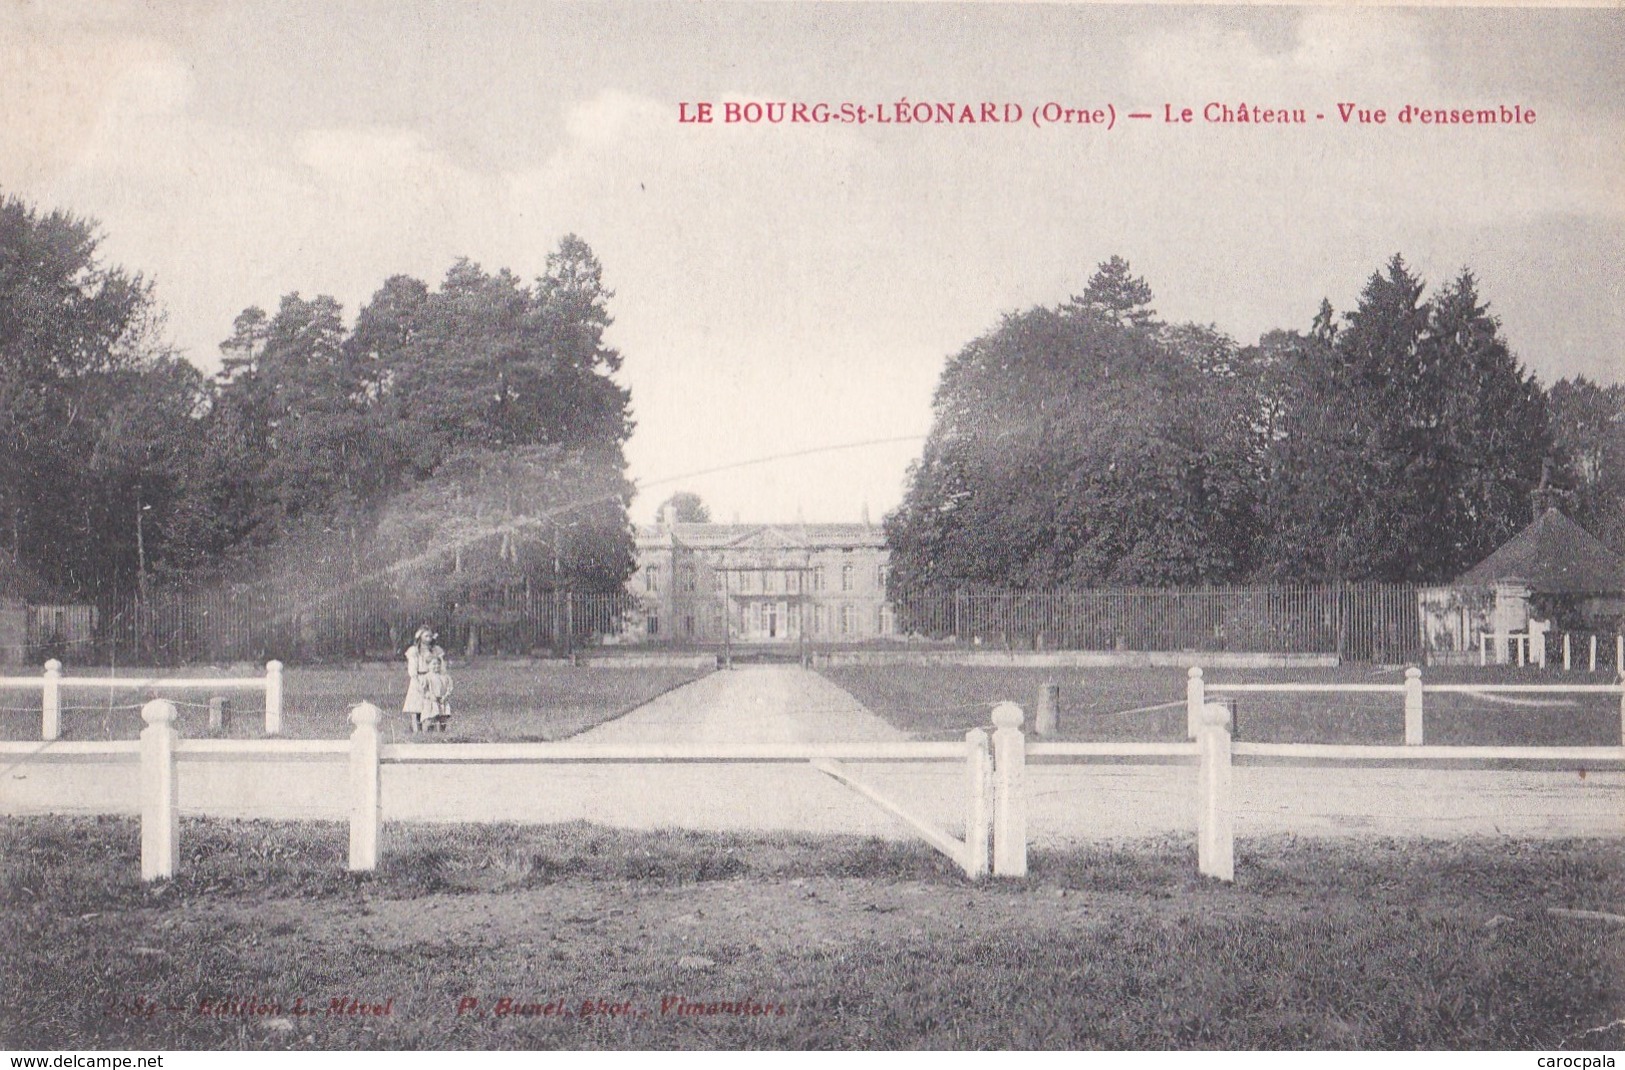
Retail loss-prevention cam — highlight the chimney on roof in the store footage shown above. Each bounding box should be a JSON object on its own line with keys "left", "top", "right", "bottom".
{"left": 861, "top": 501, "right": 871, "bottom": 528}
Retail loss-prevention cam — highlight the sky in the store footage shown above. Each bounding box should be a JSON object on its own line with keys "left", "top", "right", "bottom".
{"left": 3, "top": 1, "right": 1621, "bottom": 526}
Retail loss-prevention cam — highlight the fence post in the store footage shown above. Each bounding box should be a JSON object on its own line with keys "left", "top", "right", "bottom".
{"left": 1034, "top": 682, "right": 1059, "bottom": 737}
{"left": 964, "top": 728, "right": 991, "bottom": 879}
{"left": 208, "top": 696, "right": 231, "bottom": 736}
{"left": 264, "top": 660, "right": 283, "bottom": 736}
{"left": 990, "top": 701, "right": 1026, "bottom": 878}
{"left": 1590, "top": 634, "right": 1598, "bottom": 673}
{"left": 1564, "top": 632, "right": 1572, "bottom": 672}
{"left": 1617, "top": 668, "right": 1625, "bottom": 747}
{"left": 1404, "top": 666, "right": 1424, "bottom": 746}
{"left": 348, "top": 702, "right": 382, "bottom": 871}
{"left": 41, "top": 658, "right": 61, "bottom": 741}
{"left": 1186, "top": 666, "right": 1204, "bottom": 740}
{"left": 1196, "top": 701, "right": 1234, "bottom": 882}
{"left": 139, "top": 699, "right": 179, "bottom": 881}
{"left": 1479, "top": 632, "right": 1487, "bottom": 667}
{"left": 1617, "top": 635, "right": 1623, "bottom": 674}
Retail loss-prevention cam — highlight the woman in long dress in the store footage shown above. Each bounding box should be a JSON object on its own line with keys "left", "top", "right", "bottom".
{"left": 403, "top": 626, "right": 451, "bottom": 733}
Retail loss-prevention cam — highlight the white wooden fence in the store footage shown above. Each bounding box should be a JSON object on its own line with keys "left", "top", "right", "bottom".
{"left": 127, "top": 698, "right": 1021, "bottom": 882}
{"left": 106, "top": 691, "right": 1625, "bottom": 888}
{"left": 1478, "top": 631, "right": 1622, "bottom": 670}
{"left": 0, "top": 659, "right": 284, "bottom": 739}
{"left": 1186, "top": 666, "right": 1625, "bottom": 745}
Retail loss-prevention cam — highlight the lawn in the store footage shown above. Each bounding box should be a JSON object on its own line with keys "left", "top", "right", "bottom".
{"left": 2, "top": 816, "right": 1621, "bottom": 1050}
{"left": 0, "top": 662, "right": 707, "bottom": 743}
{"left": 821, "top": 663, "right": 1625, "bottom": 746}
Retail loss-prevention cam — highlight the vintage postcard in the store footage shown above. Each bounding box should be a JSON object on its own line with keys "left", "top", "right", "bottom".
{"left": 1, "top": 0, "right": 1621, "bottom": 1057}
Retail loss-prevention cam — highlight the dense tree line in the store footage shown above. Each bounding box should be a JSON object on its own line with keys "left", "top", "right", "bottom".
{"left": 5, "top": 191, "right": 1621, "bottom": 610}
{"left": 1546, "top": 377, "right": 1625, "bottom": 555}
{"left": 887, "top": 256, "right": 1622, "bottom": 590}
{"left": 0, "top": 194, "right": 207, "bottom": 595}
{"left": 1, "top": 192, "right": 634, "bottom": 618}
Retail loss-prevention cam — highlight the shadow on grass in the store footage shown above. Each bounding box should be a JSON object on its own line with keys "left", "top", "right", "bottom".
{"left": 9, "top": 816, "right": 1623, "bottom": 914}
{"left": 0, "top": 816, "right": 968, "bottom": 913}
{"left": 379, "top": 821, "right": 962, "bottom": 893}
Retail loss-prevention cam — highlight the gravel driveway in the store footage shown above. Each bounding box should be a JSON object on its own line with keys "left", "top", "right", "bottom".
{"left": 389, "top": 665, "right": 1623, "bottom": 843}
{"left": 571, "top": 664, "right": 907, "bottom": 745}
{"left": 9, "top": 665, "right": 1618, "bottom": 844}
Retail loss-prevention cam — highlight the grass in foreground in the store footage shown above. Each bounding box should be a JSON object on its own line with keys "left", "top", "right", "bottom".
{"left": 3, "top": 816, "right": 1622, "bottom": 1050}
{"left": 0, "top": 663, "right": 705, "bottom": 743}
{"left": 822, "top": 664, "right": 1624, "bottom": 746}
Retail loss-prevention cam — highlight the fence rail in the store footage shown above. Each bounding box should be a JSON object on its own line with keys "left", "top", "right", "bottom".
{"left": 1192, "top": 665, "right": 1625, "bottom": 745}
{"left": 0, "top": 659, "right": 283, "bottom": 739}
{"left": 886, "top": 583, "right": 1424, "bottom": 660}
{"left": 38, "top": 587, "right": 644, "bottom": 666}
{"left": 30, "top": 578, "right": 1621, "bottom": 666}
{"left": 42, "top": 581, "right": 1439, "bottom": 664}
{"left": 14, "top": 694, "right": 1619, "bottom": 888}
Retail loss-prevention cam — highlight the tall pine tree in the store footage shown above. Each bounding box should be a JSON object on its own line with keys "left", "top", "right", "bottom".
{"left": 1257, "top": 257, "right": 1548, "bottom": 583}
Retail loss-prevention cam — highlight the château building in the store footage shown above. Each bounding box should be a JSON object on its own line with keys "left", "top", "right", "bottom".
{"left": 624, "top": 512, "right": 895, "bottom": 645}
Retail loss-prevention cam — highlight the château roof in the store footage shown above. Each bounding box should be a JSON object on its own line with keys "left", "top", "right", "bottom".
{"left": 634, "top": 522, "right": 885, "bottom": 552}
{"left": 1456, "top": 508, "right": 1625, "bottom": 594}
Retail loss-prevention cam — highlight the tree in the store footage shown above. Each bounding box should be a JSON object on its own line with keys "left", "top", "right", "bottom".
{"left": 382, "top": 237, "right": 632, "bottom": 464}
{"left": 198, "top": 234, "right": 637, "bottom": 605}
{"left": 207, "top": 292, "right": 409, "bottom": 582}
{"left": 1064, "top": 254, "right": 1157, "bottom": 328}
{"left": 1256, "top": 258, "right": 1549, "bottom": 582}
{"left": 1251, "top": 326, "right": 1369, "bottom": 580}
{"left": 886, "top": 259, "right": 1261, "bottom": 590}
{"left": 1421, "top": 270, "right": 1550, "bottom": 567}
{"left": 0, "top": 192, "right": 199, "bottom": 597}
{"left": 1548, "top": 377, "right": 1625, "bottom": 553}
{"left": 87, "top": 354, "right": 209, "bottom": 590}
{"left": 374, "top": 444, "right": 633, "bottom": 654}
{"left": 659, "top": 491, "right": 711, "bottom": 523}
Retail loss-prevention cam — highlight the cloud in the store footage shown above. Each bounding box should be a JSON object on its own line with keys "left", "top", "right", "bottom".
{"left": 563, "top": 90, "right": 669, "bottom": 147}
{"left": 1134, "top": 9, "right": 1432, "bottom": 101}
{"left": 1, "top": 6, "right": 1617, "bottom": 522}
{"left": 0, "top": 25, "right": 194, "bottom": 191}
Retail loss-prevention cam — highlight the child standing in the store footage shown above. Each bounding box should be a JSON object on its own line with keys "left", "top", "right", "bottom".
{"left": 403, "top": 626, "right": 452, "bottom": 733}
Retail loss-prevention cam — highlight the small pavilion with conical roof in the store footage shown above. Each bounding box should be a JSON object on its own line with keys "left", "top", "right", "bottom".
{"left": 1421, "top": 508, "right": 1625, "bottom": 666}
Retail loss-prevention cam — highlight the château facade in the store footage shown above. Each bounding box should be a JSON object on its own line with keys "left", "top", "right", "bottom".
{"left": 624, "top": 515, "right": 896, "bottom": 645}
